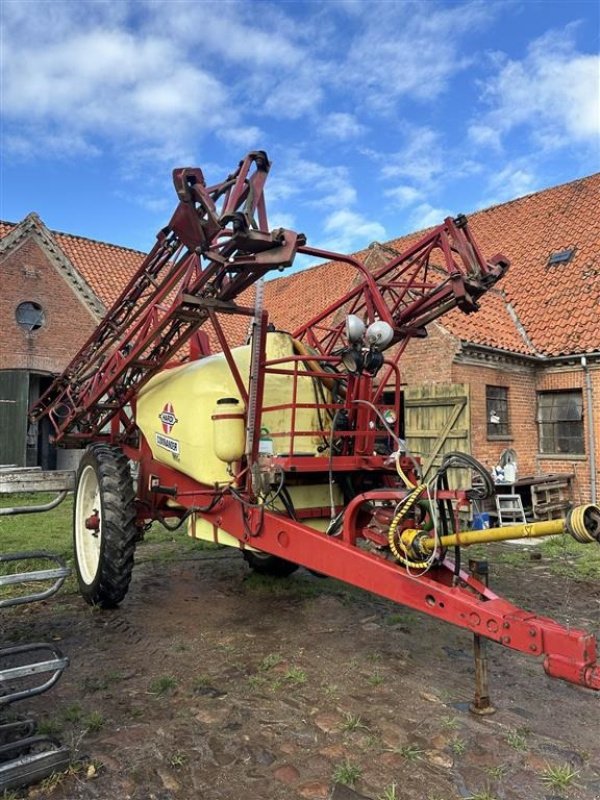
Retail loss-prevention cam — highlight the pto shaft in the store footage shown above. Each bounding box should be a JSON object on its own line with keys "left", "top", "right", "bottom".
{"left": 411, "top": 503, "right": 600, "bottom": 553}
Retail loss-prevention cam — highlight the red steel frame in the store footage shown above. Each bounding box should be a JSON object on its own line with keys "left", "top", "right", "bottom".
{"left": 30, "top": 152, "right": 600, "bottom": 692}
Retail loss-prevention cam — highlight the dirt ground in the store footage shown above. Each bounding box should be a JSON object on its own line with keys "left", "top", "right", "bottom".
{"left": 2, "top": 540, "right": 599, "bottom": 800}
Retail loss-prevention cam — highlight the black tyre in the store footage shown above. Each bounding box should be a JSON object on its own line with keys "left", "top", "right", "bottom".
{"left": 73, "top": 444, "right": 138, "bottom": 608}
{"left": 242, "top": 550, "right": 299, "bottom": 577}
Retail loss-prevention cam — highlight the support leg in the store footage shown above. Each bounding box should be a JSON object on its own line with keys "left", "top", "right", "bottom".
{"left": 469, "top": 558, "right": 496, "bottom": 716}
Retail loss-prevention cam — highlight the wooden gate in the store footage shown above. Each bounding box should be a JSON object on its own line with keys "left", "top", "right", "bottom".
{"left": 404, "top": 383, "right": 470, "bottom": 485}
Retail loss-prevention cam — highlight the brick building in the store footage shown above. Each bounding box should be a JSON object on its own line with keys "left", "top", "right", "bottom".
{"left": 1, "top": 174, "right": 598, "bottom": 504}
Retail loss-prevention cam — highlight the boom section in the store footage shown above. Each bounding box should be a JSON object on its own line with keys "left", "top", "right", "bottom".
{"left": 294, "top": 215, "right": 509, "bottom": 355}
{"left": 30, "top": 152, "right": 304, "bottom": 444}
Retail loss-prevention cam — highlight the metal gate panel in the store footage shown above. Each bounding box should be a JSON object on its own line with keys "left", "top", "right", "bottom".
{"left": 0, "top": 371, "right": 29, "bottom": 467}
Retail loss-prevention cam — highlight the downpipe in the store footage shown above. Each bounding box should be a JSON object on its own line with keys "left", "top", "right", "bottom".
{"left": 582, "top": 356, "right": 597, "bottom": 504}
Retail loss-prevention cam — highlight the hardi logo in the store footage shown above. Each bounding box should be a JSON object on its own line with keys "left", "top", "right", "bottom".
{"left": 158, "top": 403, "right": 178, "bottom": 434}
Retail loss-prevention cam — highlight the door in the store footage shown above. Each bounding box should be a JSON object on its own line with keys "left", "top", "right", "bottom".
{"left": 0, "top": 370, "right": 29, "bottom": 467}
{"left": 404, "top": 383, "right": 470, "bottom": 485}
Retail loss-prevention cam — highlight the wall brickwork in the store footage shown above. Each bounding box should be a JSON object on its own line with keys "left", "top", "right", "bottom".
{"left": 451, "top": 357, "right": 538, "bottom": 473}
{"left": 0, "top": 236, "right": 97, "bottom": 374}
{"left": 403, "top": 332, "right": 600, "bottom": 503}
{"left": 534, "top": 364, "right": 600, "bottom": 504}
{"left": 400, "top": 323, "right": 460, "bottom": 386}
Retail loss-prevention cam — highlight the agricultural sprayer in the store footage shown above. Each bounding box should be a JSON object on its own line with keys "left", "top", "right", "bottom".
{"left": 30, "top": 151, "right": 600, "bottom": 701}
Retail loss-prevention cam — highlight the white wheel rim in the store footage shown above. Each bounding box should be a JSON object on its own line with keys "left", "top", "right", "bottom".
{"left": 75, "top": 464, "right": 102, "bottom": 585}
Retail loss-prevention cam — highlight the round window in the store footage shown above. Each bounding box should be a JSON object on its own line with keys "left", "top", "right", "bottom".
{"left": 16, "top": 301, "right": 45, "bottom": 331}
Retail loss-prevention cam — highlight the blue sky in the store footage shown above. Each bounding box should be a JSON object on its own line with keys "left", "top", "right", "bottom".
{"left": 1, "top": 0, "right": 599, "bottom": 269}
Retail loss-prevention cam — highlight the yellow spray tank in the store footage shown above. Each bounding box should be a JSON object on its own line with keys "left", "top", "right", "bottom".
{"left": 135, "top": 332, "right": 342, "bottom": 548}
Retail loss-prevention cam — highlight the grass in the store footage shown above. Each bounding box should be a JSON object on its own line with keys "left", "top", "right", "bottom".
{"left": 468, "top": 536, "right": 600, "bottom": 582}
{"left": 485, "top": 764, "right": 507, "bottom": 780}
{"left": 84, "top": 711, "right": 104, "bottom": 732}
{"left": 451, "top": 737, "right": 467, "bottom": 755}
{"left": 506, "top": 728, "right": 528, "bottom": 751}
{"left": 37, "top": 717, "right": 64, "bottom": 736}
{"left": 340, "top": 712, "right": 369, "bottom": 733}
{"left": 440, "top": 714, "right": 459, "bottom": 730}
{"left": 169, "top": 751, "right": 188, "bottom": 768}
{"left": 540, "top": 763, "right": 580, "bottom": 791}
{"left": 332, "top": 759, "right": 362, "bottom": 787}
{"left": 259, "top": 652, "right": 283, "bottom": 671}
{"left": 467, "top": 792, "right": 498, "bottom": 800}
{"left": 368, "top": 670, "right": 384, "bottom": 687}
{"left": 397, "top": 744, "right": 424, "bottom": 761}
{"left": 149, "top": 675, "right": 178, "bottom": 696}
{"left": 283, "top": 666, "right": 306, "bottom": 685}
{"left": 378, "top": 784, "right": 398, "bottom": 800}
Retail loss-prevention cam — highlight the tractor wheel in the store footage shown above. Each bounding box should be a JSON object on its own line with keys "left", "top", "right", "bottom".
{"left": 242, "top": 550, "right": 299, "bottom": 578}
{"left": 73, "top": 444, "right": 138, "bottom": 608}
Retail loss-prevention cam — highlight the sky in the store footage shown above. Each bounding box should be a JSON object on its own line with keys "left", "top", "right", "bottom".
{"left": 1, "top": 0, "right": 599, "bottom": 271}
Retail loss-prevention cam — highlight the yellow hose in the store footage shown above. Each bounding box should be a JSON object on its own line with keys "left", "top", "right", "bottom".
{"left": 387, "top": 484, "right": 431, "bottom": 568}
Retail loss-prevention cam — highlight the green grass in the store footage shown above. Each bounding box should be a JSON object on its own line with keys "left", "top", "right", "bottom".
{"left": 332, "top": 759, "right": 362, "bottom": 787}
{"left": 340, "top": 712, "right": 369, "bottom": 733}
{"left": 485, "top": 764, "right": 507, "bottom": 780}
{"left": 469, "top": 536, "right": 600, "bottom": 582}
{"left": 149, "top": 675, "right": 178, "bottom": 696}
{"left": 0, "top": 493, "right": 74, "bottom": 559}
{"left": 84, "top": 710, "right": 105, "bottom": 732}
{"left": 467, "top": 791, "right": 498, "bottom": 800}
{"left": 378, "top": 784, "right": 399, "bottom": 800}
{"left": 540, "top": 763, "right": 579, "bottom": 791}
{"left": 396, "top": 744, "right": 424, "bottom": 761}
{"left": 259, "top": 652, "right": 283, "bottom": 671}
{"left": 505, "top": 728, "right": 528, "bottom": 751}
{"left": 451, "top": 737, "right": 467, "bottom": 755}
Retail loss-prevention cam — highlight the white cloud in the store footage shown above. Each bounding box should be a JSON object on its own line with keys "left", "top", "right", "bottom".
{"left": 484, "top": 162, "right": 539, "bottom": 206}
{"left": 384, "top": 185, "right": 423, "bottom": 208}
{"left": 470, "top": 25, "right": 600, "bottom": 150}
{"left": 408, "top": 203, "right": 452, "bottom": 231}
{"left": 339, "top": 1, "right": 495, "bottom": 108}
{"left": 380, "top": 128, "right": 444, "bottom": 186}
{"left": 1, "top": 17, "right": 231, "bottom": 158}
{"left": 220, "top": 126, "right": 264, "bottom": 148}
{"left": 321, "top": 113, "right": 367, "bottom": 141}
{"left": 322, "top": 208, "right": 386, "bottom": 252}
{"left": 467, "top": 124, "right": 502, "bottom": 151}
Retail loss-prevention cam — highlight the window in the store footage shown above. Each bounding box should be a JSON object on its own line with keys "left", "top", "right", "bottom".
{"left": 15, "top": 301, "right": 45, "bottom": 332}
{"left": 537, "top": 390, "right": 584, "bottom": 455}
{"left": 547, "top": 248, "right": 575, "bottom": 266}
{"left": 486, "top": 386, "right": 510, "bottom": 438}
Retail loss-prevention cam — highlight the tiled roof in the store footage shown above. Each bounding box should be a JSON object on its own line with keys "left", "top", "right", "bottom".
{"left": 0, "top": 219, "right": 145, "bottom": 308}
{"left": 2, "top": 172, "right": 598, "bottom": 357}
{"left": 384, "top": 173, "right": 600, "bottom": 356}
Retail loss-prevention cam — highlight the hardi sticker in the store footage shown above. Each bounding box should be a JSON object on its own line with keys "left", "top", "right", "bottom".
{"left": 158, "top": 402, "right": 178, "bottom": 434}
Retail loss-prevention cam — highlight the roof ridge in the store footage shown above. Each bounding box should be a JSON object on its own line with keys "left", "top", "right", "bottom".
{"left": 0, "top": 216, "right": 146, "bottom": 256}
{"left": 0, "top": 213, "right": 106, "bottom": 319}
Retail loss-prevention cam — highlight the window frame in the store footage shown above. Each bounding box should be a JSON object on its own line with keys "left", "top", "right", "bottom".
{"left": 486, "top": 385, "right": 510, "bottom": 439}
{"left": 537, "top": 389, "right": 584, "bottom": 456}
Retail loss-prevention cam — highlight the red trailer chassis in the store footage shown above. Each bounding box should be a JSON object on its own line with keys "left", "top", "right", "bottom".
{"left": 30, "top": 151, "right": 600, "bottom": 696}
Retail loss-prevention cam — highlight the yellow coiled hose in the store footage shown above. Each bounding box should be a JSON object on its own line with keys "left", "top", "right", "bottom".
{"left": 387, "top": 484, "right": 432, "bottom": 568}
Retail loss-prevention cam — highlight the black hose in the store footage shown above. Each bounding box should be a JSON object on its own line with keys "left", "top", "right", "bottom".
{"left": 439, "top": 451, "right": 495, "bottom": 500}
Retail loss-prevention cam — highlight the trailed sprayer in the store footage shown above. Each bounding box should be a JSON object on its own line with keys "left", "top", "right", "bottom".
{"left": 31, "top": 152, "right": 600, "bottom": 699}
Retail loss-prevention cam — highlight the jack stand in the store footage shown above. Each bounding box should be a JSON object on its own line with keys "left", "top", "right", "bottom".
{"left": 469, "top": 558, "right": 496, "bottom": 716}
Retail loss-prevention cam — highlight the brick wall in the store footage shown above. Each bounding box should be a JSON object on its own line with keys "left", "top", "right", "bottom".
{"left": 451, "top": 358, "right": 538, "bottom": 474}
{"left": 402, "top": 337, "right": 600, "bottom": 503}
{"left": 534, "top": 364, "right": 600, "bottom": 504}
{"left": 400, "top": 323, "right": 460, "bottom": 386}
{"left": 0, "top": 236, "right": 97, "bottom": 373}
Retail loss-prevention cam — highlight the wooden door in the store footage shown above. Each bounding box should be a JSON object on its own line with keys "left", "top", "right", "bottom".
{"left": 404, "top": 383, "right": 470, "bottom": 485}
